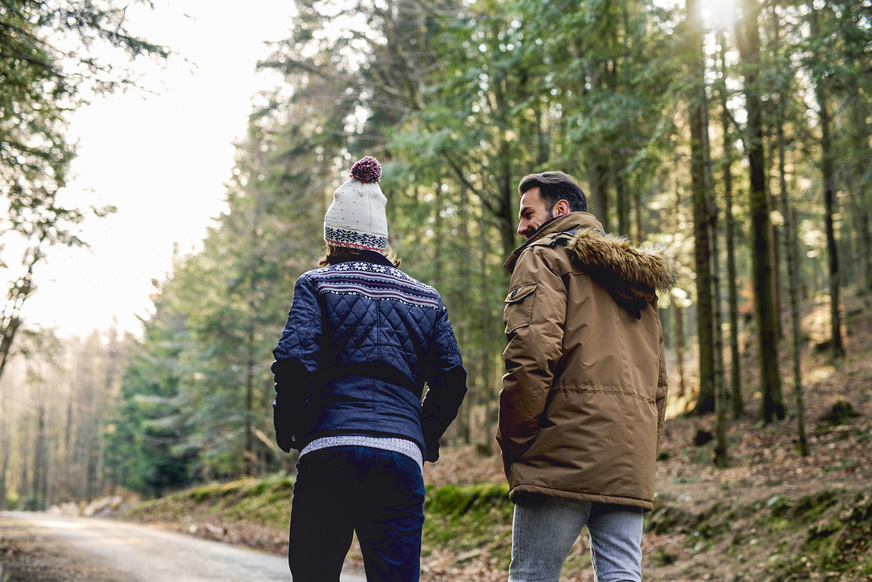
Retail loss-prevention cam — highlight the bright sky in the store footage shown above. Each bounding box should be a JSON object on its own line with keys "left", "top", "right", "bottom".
{"left": 21, "top": 1, "right": 296, "bottom": 338}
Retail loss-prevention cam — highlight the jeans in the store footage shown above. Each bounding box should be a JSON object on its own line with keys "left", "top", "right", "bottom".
{"left": 508, "top": 494, "right": 644, "bottom": 582}
{"left": 288, "top": 446, "right": 425, "bottom": 582}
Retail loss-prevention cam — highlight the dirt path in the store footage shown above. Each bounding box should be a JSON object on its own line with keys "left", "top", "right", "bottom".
{"left": 0, "top": 511, "right": 366, "bottom": 582}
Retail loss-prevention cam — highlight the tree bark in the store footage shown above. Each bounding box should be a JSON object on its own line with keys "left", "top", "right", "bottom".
{"left": 634, "top": 181, "right": 645, "bottom": 244}
{"left": 710, "top": 157, "right": 729, "bottom": 466}
{"left": 717, "top": 31, "right": 744, "bottom": 420}
{"left": 774, "top": 9, "right": 809, "bottom": 455}
{"left": 479, "top": 209, "right": 494, "bottom": 455}
{"left": 675, "top": 304, "right": 688, "bottom": 405}
{"left": 0, "top": 406, "right": 7, "bottom": 509}
{"left": 616, "top": 159, "right": 631, "bottom": 238}
{"left": 587, "top": 157, "right": 611, "bottom": 232}
{"left": 811, "top": 1, "right": 846, "bottom": 360}
{"left": 737, "top": 0, "right": 785, "bottom": 424}
{"left": 687, "top": 0, "right": 716, "bottom": 415}
{"left": 456, "top": 185, "right": 472, "bottom": 445}
{"left": 847, "top": 48, "right": 872, "bottom": 295}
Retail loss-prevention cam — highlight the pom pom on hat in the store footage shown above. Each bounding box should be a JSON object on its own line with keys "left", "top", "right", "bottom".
{"left": 324, "top": 155, "right": 389, "bottom": 252}
{"left": 350, "top": 156, "right": 382, "bottom": 183}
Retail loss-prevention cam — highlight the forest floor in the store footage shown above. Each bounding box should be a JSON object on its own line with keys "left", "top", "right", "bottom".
{"left": 3, "top": 295, "right": 871, "bottom": 581}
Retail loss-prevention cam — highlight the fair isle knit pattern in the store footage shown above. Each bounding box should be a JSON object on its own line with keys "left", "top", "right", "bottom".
{"left": 324, "top": 226, "right": 389, "bottom": 252}
{"left": 309, "top": 261, "right": 441, "bottom": 310}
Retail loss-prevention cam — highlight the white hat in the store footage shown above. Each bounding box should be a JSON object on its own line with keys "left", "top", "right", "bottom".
{"left": 323, "top": 156, "right": 388, "bottom": 252}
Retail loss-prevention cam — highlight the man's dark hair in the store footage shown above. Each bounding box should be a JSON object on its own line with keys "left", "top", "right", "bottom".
{"left": 519, "top": 171, "right": 587, "bottom": 212}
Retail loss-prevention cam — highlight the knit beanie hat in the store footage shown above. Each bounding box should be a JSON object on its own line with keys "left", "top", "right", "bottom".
{"left": 323, "top": 156, "right": 388, "bottom": 252}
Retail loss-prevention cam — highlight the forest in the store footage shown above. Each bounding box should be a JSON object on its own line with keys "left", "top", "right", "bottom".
{"left": 0, "top": 0, "right": 870, "bottom": 518}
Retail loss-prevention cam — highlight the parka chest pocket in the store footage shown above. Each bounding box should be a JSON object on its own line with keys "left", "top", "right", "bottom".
{"left": 504, "top": 283, "right": 537, "bottom": 335}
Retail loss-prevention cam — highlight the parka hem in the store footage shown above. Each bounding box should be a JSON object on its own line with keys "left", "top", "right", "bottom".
{"left": 508, "top": 484, "right": 654, "bottom": 512}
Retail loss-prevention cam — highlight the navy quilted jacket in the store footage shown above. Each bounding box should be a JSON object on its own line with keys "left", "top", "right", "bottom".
{"left": 272, "top": 251, "right": 467, "bottom": 460}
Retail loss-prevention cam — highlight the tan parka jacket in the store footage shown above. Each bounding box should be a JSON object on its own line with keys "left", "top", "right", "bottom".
{"left": 497, "top": 212, "right": 677, "bottom": 511}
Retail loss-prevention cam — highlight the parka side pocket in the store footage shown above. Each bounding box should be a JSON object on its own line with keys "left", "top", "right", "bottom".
{"left": 504, "top": 283, "right": 537, "bottom": 335}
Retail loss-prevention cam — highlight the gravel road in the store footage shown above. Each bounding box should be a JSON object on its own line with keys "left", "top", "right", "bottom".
{"left": 0, "top": 511, "right": 366, "bottom": 582}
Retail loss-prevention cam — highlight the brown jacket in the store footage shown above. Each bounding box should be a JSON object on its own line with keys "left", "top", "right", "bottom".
{"left": 497, "top": 212, "right": 676, "bottom": 511}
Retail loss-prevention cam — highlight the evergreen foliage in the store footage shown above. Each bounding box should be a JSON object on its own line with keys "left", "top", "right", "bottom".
{"left": 86, "top": 0, "right": 872, "bottom": 488}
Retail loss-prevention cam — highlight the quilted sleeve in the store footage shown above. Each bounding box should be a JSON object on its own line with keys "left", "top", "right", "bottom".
{"left": 420, "top": 303, "right": 467, "bottom": 462}
{"left": 271, "top": 275, "right": 323, "bottom": 452}
{"left": 273, "top": 275, "right": 323, "bottom": 368}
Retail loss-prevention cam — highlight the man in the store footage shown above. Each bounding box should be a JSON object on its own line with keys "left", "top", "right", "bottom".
{"left": 272, "top": 155, "right": 467, "bottom": 582}
{"left": 497, "top": 171, "right": 676, "bottom": 582}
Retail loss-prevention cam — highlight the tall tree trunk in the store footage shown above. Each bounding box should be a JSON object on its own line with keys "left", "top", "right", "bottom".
{"left": 771, "top": 212, "right": 783, "bottom": 341}
{"left": 717, "top": 31, "right": 744, "bottom": 420}
{"left": 588, "top": 158, "right": 611, "bottom": 232}
{"left": 687, "top": 0, "right": 715, "bottom": 415}
{"left": 479, "top": 210, "right": 494, "bottom": 455}
{"left": 40, "top": 401, "right": 49, "bottom": 508}
{"left": 0, "top": 403, "right": 7, "bottom": 509}
{"left": 493, "top": 59, "right": 520, "bottom": 260}
{"left": 31, "top": 402, "right": 47, "bottom": 510}
{"left": 843, "top": 9, "right": 872, "bottom": 296}
{"left": 634, "top": 181, "right": 645, "bottom": 244}
{"left": 702, "top": 84, "right": 729, "bottom": 464}
{"left": 710, "top": 165, "right": 729, "bottom": 466}
{"left": 811, "top": 1, "right": 846, "bottom": 360}
{"left": 737, "top": 0, "right": 785, "bottom": 424}
{"left": 848, "top": 186, "right": 872, "bottom": 297}
{"left": 65, "top": 381, "right": 77, "bottom": 498}
{"left": 497, "top": 150, "right": 516, "bottom": 259}
{"left": 244, "top": 324, "right": 254, "bottom": 477}
{"left": 849, "top": 83, "right": 872, "bottom": 296}
{"left": 433, "top": 180, "right": 447, "bottom": 443}
{"left": 616, "top": 159, "right": 631, "bottom": 237}
{"left": 435, "top": 182, "right": 444, "bottom": 285}
{"left": 773, "top": 9, "right": 809, "bottom": 456}
{"left": 20, "top": 416, "right": 29, "bottom": 510}
{"left": 675, "top": 303, "right": 689, "bottom": 408}
{"left": 456, "top": 185, "right": 472, "bottom": 445}
{"left": 778, "top": 144, "right": 810, "bottom": 457}
{"left": 819, "top": 92, "right": 846, "bottom": 359}
{"left": 574, "top": 36, "right": 609, "bottom": 232}
{"left": 847, "top": 138, "right": 872, "bottom": 294}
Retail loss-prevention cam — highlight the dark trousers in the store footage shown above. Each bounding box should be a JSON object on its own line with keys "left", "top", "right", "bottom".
{"left": 289, "top": 446, "right": 425, "bottom": 582}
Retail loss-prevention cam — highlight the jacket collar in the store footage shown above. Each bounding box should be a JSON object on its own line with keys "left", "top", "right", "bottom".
{"left": 504, "top": 212, "right": 604, "bottom": 273}
{"left": 336, "top": 249, "right": 394, "bottom": 267}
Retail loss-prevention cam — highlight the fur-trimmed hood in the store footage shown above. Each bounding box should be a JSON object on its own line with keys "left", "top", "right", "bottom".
{"left": 566, "top": 228, "right": 677, "bottom": 293}
{"left": 506, "top": 212, "right": 677, "bottom": 292}
{"left": 505, "top": 212, "right": 677, "bottom": 318}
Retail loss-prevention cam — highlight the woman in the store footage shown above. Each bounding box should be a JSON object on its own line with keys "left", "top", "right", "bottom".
{"left": 271, "top": 155, "right": 467, "bottom": 582}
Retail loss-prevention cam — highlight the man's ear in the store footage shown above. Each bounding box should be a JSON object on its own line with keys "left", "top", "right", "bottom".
{"left": 554, "top": 200, "right": 571, "bottom": 217}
